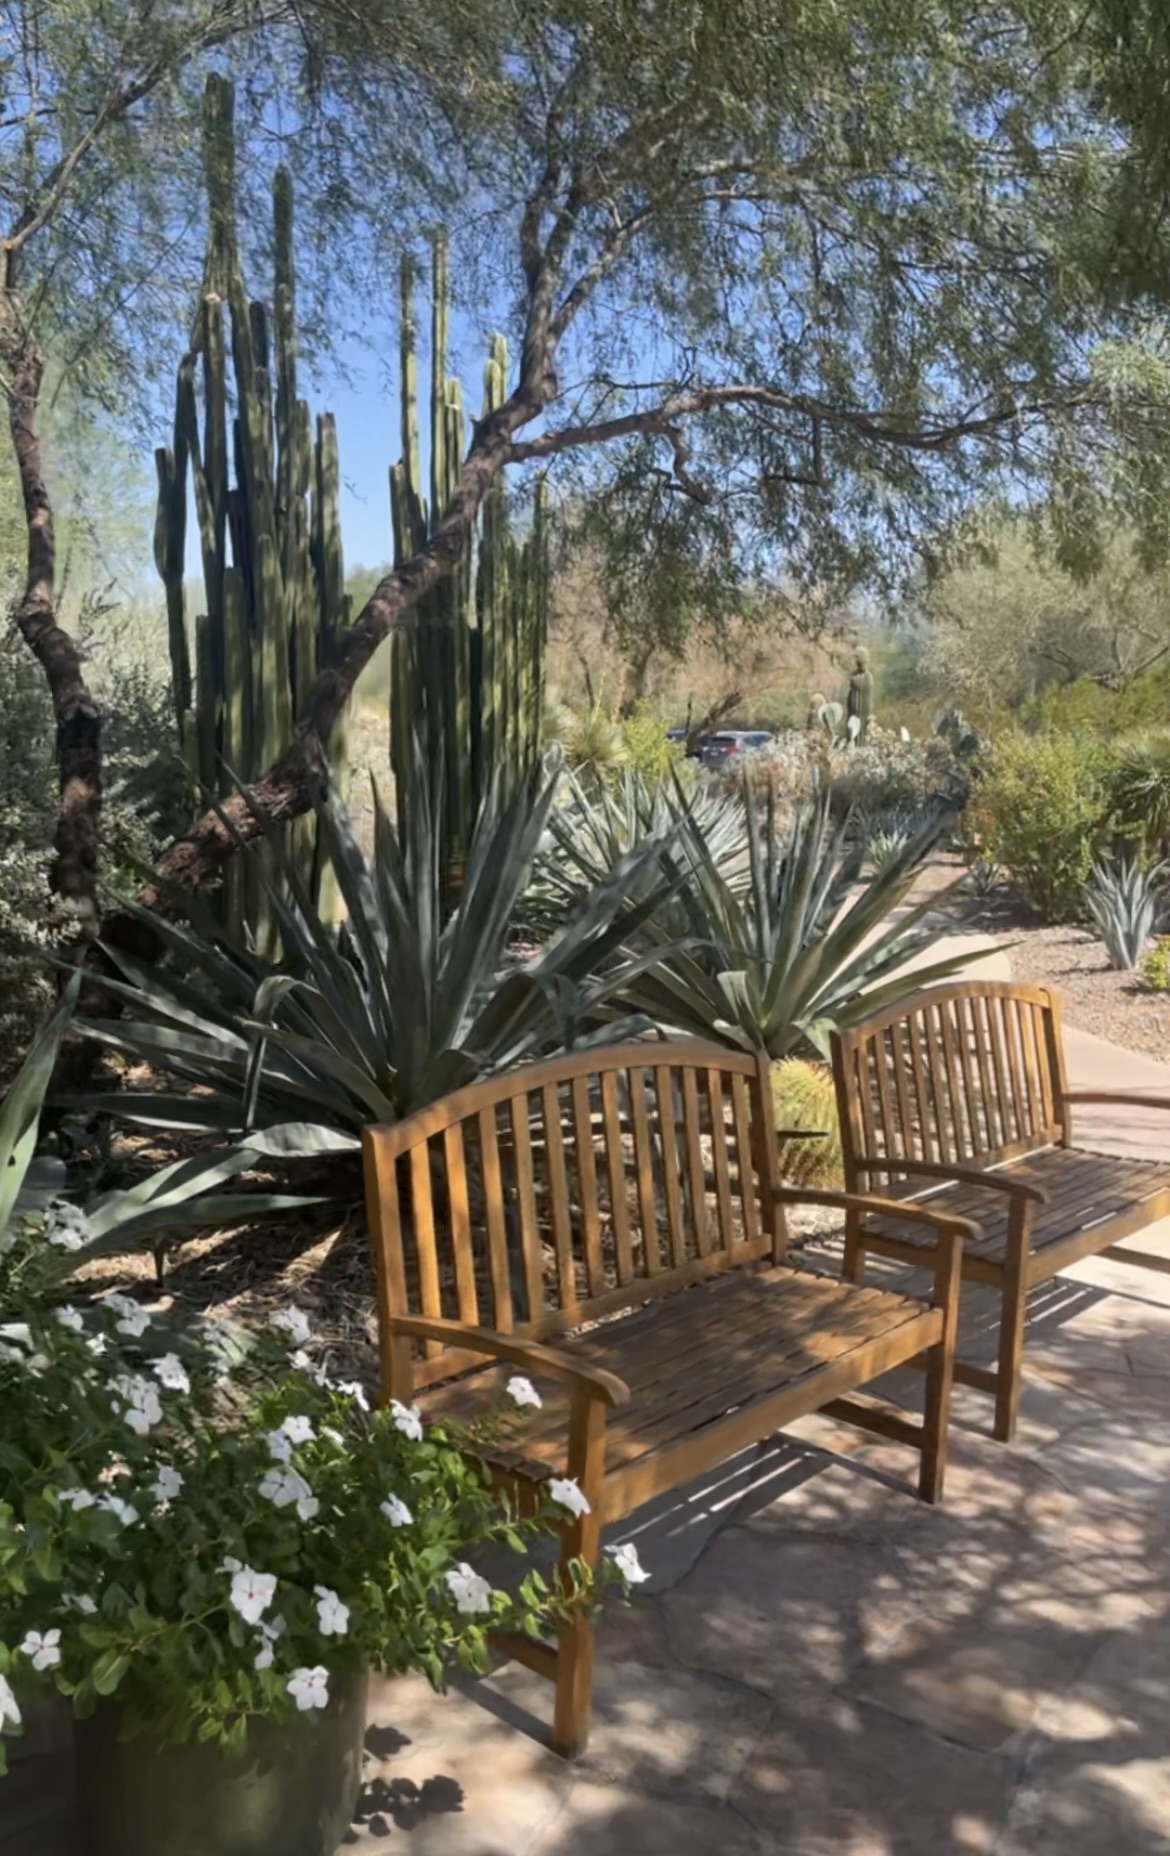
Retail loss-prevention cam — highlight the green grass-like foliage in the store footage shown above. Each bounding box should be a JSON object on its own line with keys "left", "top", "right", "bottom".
{"left": 82, "top": 756, "right": 673, "bottom": 1157}
{"left": 770, "top": 1060, "right": 843, "bottom": 1188}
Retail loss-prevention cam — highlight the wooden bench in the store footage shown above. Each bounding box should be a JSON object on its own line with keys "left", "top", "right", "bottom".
{"left": 831, "top": 980, "right": 1170, "bottom": 1443}
{"left": 362, "top": 1040, "right": 968, "bottom": 1756}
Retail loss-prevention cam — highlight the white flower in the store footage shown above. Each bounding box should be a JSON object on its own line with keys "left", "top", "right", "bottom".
{"left": 85, "top": 1335, "right": 108, "bottom": 1357}
{"left": 0, "top": 1673, "right": 21, "bottom": 1729}
{"left": 337, "top": 1380, "right": 370, "bottom": 1413}
{"left": 389, "top": 1398, "right": 422, "bottom": 1441}
{"left": 63, "top": 1592, "right": 97, "bottom": 1615}
{"left": 151, "top": 1464, "right": 184, "bottom": 1501}
{"left": 313, "top": 1585, "right": 349, "bottom": 1637}
{"left": 54, "top": 1305, "right": 84, "bottom": 1334}
{"left": 268, "top": 1307, "right": 311, "bottom": 1346}
{"left": 253, "top": 1612, "right": 287, "bottom": 1670}
{"left": 264, "top": 1429, "right": 294, "bottom": 1464}
{"left": 44, "top": 1201, "right": 89, "bottom": 1252}
{"left": 20, "top": 1628, "right": 61, "bottom": 1671}
{"left": 548, "top": 1477, "right": 591, "bottom": 1519}
{"left": 151, "top": 1354, "right": 190, "bottom": 1394}
{"left": 112, "top": 1374, "right": 162, "bottom": 1436}
{"left": 58, "top": 1488, "right": 95, "bottom": 1512}
{"left": 280, "top": 1414, "right": 315, "bottom": 1446}
{"left": 287, "top": 1666, "right": 329, "bottom": 1712}
{"left": 380, "top": 1495, "right": 413, "bottom": 1528}
{"left": 258, "top": 1466, "right": 319, "bottom": 1521}
{"left": 228, "top": 1566, "right": 277, "bottom": 1626}
{"left": 607, "top": 1542, "right": 650, "bottom": 1586}
{"left": 96, "top": 1494, "right": 136, "bottom": 1527}
{"left": 506, "top": 1375, "right": 542, "bottom": 1410}
{"left": 254, "top": 1637, "right": 275, "bottom": 1670}
{"left": 104, "top": 1294, "right": 151, "bottom": 1339}
{"left": 290, "top": 1349, "right": 329, "bottom": 1387}
{"left": 219, "top": 1556, "right": 242, "bottom": 1575}
{"left": 27, "top": 1354, "right": 49, "bottom": 1375}
{"left": 444, "top": 1563, "right": 493, "bottom": 1616}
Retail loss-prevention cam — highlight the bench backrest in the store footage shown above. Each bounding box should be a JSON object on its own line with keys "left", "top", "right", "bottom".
{"left": 831, "top": 980, "right": 1069, "bottom": 1183}
{"left": 362, "top": 1040, "right": 785, "bottom": 1389}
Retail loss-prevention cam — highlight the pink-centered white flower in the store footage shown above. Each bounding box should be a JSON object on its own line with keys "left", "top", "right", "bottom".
{"left": 280, "top": 1414, "right": 315, "bottom": 1446}
{"left": 444, "top": 1563, "right": 492, "bottom": 1616}
{"left": 0, "top": 1674, "right": 21, "bottom": 1729}
{"left": 380, "top": 1494, "right": 412, "bottom": 1528}
{"left": 506, "top": 1375, "right": 542, "bottom": 1410}
{"left": 264, "top": 1429, "right": 294, "bottom": 1464}
{"left": 20, "top": 1629, "right": 61, "bottom": 1671}
{"left": 607, "top": 1541, "right": 650, "bottom": 1585}
{"left": 112, "top": 1374, "right": 163, "bottom": 1436}
{"left": 54, "top": 1305, "right": 84, "bottom": 1333}
{"left": 44, "top": 1201, "right": 88, "bottom": 1252}
{"left": 228, "top": 1566, "right": 277, "bottom": 1626}
{"left": 389, "top": 1398, "right": 422, "bottom": 1441}
{"left": 104, "top": 1293, "right": 151, "bottom": 1339}
{"left": 96, "top": 1493, "right": 136, "bottom": 1527}
{"left": 313, "top": 1585, "right": 349, "bottom": 1637}
{"left": 287, "top": 1666, "right": 329, "bottom": 1711}
{"left": 548, "top": 1477, "right": 591, "bottom": 1518}
{"left": 258, "top": 1465, "right": 319, "bottom": 1521}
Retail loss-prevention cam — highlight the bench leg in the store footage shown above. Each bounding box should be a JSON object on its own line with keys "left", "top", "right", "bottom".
{"left": 551, "top": 1394, "right": 606, "bottom": 1758}
{"left": 843, "top": 1208, "right": 866, "bottom": 1283}
{"left": 919, "top": 1227, "right": 961, "bottom": 1502}
{"left": 994, "top": 1251, "right": 1028, "bottom": 1443}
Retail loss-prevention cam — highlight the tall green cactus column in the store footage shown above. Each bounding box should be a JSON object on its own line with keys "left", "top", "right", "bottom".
{"left": 389, "top": 242, "right": 549, "bottom": 897}
{"left": 154, "top": 74, "right": 351, "bottom": 944}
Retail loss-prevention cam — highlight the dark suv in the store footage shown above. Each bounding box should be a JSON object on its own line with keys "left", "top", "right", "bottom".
{"left": 696, "top": 729, "right": 774, "bottom": 770}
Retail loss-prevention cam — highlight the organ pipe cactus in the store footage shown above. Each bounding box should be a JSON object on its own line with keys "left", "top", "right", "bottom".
{"left": 389, "top": 243, "right": 549, "bottom": 904}
{"left": 154, "top": 74, "right": 350, "bottom": 945}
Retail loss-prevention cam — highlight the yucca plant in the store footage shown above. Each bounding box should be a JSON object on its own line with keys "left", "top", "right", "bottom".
{"left": 1084, "top": 854, "right": 1167, "bottom": 971}
{"left": 79, "top": 756, "right": 674, "bottom": 1161}
{"left": 1108, "top": 736, "right": 1170, "bottom": 857}
{"left": 618, "top": 782, "right": 985, "bottom": 1060}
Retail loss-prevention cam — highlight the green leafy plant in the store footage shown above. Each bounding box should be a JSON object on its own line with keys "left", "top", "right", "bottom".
{"left": 1084, "top": 855, "right": 1167, "bottom": 971}
{"left": 1106, "top": 735, "right": 1170, "bottom": 858}
{"left": 968, "top": 732, "right": 1107, "bottom": 923}
{"left": 618, "top": 784, "right": 983, "bottom": 1060}
{"left": 0, "top": 1286, "right": 638, "bottom": 1771}
{"left": 81, "top": 760, "right": 671, "bottom": 1158}
{"left": 1139, "top": 936, "right": 1170, "bottom": 993}
{"left": 771, "top": 1060, "right": 843, "bottom": 1188}
{"left": 854, "top": 804, "right": 945, "bottom": 876}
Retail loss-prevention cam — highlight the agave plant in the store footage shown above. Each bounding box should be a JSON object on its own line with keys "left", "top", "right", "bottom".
{"left": 617, "top": 782, "right": 986, "bottom": 1060}
{"left": 80, "top": 757, "right": 674, "bottom": 1159}
{"left": 854, "top": 803, "right": 945, "bottom": 877}
{"left": 1084, "top": 854, "right": 1167, "bottom": 971}
{"left": 530, "top": 764, "right": 751, "bottom": 929}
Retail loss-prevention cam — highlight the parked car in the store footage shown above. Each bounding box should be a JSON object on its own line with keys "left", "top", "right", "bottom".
{"left": 696, "top": 729, "right": 774, "bottom": 770}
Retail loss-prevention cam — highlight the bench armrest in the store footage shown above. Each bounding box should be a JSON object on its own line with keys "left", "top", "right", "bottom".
{"left": 384, "top": 1314, "right": 631, "bottom": 1408}
{"left": 853, "top": 1155, "right": 1047, "bottom": 1205}
{"left": 776, "top": 1184, "right": 978, "bottom": 1243}
{"left": 1063, "top": 1091, "right": 1170, "bottom": 1114}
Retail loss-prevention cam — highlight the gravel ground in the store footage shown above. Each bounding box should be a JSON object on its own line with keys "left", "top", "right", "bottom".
{"left": 988, "top": 919, "right": 1170, "bottom": 1059}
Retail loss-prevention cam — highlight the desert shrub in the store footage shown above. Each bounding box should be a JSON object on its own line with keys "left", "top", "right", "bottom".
{"left": 968, "top": 732, "right": 1107, "bottom": 922}
{"left": 1023, "top": 671, "right": 1170, "bottom": 740}
{"left": 1105, "top": 733, "right": 1170, "bottom": 858}
{"left": 1140, "top": 936, "right": 1170, "bottom": 993}
{"left": 771, "top": 1059, "right": 843, "bottom": 1188}
{"left": 726, "top": 729, "right": 821, "bottom": 819}
{"left": 618, "top": 701, "right": 684, "bottom": 785}
{"left": 827, "top": 724, "right": 936, "bottom": 818}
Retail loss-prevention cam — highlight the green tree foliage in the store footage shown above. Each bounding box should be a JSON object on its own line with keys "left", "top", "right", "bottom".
{"left": 920, "top": 520, "right": 1170, "bottom": 710}
{"left": 969, "top": 733, "right": 1108, "bottom": 922}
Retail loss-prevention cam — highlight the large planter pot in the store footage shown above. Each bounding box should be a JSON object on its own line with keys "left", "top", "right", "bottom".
{"left": 75, "top": 1670, "right": 368, "bottom": 1856}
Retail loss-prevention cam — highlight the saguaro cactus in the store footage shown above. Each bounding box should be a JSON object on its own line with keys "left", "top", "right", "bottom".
{"left": 389, "top": 243, "right": 548, "bottom": 895}
{"left": 154, "top": 75, "right": 349, "bottom": 942}
{"left": 846, "top": 647, "right": 875, "bottom": 743}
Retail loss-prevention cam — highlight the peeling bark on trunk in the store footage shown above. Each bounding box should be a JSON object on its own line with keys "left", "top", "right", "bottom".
{"left": 5, "top": 336, "right": 103, "bottom": 929}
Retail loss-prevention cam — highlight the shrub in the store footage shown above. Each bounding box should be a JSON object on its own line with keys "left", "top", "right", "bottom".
{"left": 1106, "top": 734, "right": 1170, "bottom": 858}
{"left": 968, "top": 732, "right": 1106, "bottom": 922}
{"left": 1140, "top": 936, "right": 1170, "bottom": 993}
{"left": 770, "top": 1060, "right": 843, "bottom": 1188}
{"left": 826, "top": 724, "right": 935, "bottom": 818}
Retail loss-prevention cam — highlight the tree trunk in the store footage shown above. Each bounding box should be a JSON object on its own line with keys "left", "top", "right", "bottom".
{"left": 4, "top": 334, "right": 103, "bottom": 932}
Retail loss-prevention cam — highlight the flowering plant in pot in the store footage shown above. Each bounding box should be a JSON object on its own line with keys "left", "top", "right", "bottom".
{"left": 0, "top": 1266, "right": 634, "bottom": 1856}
